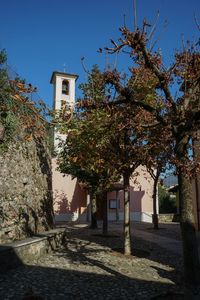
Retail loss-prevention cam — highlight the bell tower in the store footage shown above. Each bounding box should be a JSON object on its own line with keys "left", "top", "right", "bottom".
{"left": 50, "top": 71, "right": 78, "bottom": 149}
{"left": 50, "top": 70, "right": 87, "bottom": 223}
{"left": 50, "top": 71, "right": 78, "bottom": 111}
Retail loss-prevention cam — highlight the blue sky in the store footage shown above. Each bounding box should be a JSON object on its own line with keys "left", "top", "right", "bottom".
{"left": 0, "top": 0, "right": 199, "bottom": 108}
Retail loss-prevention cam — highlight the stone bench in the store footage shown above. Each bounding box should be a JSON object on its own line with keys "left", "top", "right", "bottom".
{"left": 0, "top": 228, "right": 66, "bottom": 273}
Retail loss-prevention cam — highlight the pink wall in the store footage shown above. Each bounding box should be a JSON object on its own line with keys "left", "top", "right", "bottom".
{"left": 132, "top": 166, "right": 154, "bottom": 212}
{"left": 53, "top": 158, "right": 154, "bottom": 222}
{"left": 107, "top": 166, "right": 154, "bottom": 214}
{"left": 52, "top": 158, "right": 87, "bottom": 217}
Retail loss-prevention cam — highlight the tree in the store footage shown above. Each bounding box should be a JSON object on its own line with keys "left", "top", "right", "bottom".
{"left": 101, "top": 23, "right": 200, "bottom": 297}
{"left": 58, "top": 64, "right": 154, "bottom": 253}
{"left": 78, "top": 64, "right": 106, "bottom": 102}
{"left": 57, "top": 108, "right": 120, "bottom": 232}
{"left": 0, "top": 49, "right": 49, "bottom": 146}
{"left": 59, "top": 65, "right": 120, "bottom": 232}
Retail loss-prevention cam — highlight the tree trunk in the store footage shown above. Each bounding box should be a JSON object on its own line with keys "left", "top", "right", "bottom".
{"left": 90, "top": 192, "right": 98, "bottom": 229}
{"left": 178, "top": 170, "right": 200, "bottom": 298}
{"left": 123, "top": 171, "right": 131, "bottom": 255}
{"left": 102, "top": 191, "right": 108, "bottom": 236}
{"left": 86, "top": 193, "right": 91, "bottom": 223}
{"left": 152, "top": 171, "right": 159, "bottom": 230}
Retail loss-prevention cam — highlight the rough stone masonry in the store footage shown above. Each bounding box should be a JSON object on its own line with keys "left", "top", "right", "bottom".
{"left": 0, "top": 134, "right": 54, "bottom": 243}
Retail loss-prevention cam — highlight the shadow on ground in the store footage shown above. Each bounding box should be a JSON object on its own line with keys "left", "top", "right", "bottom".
{"left": 0, "top": 253, "right": 182, "bottom": 300}
{"left": 63, "top": 222, "right": 183, "bottom": 269}
{"left": 0, "top": 222, "right": 184, "bottom": 299}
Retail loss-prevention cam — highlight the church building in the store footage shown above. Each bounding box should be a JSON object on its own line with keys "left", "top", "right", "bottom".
{"left": 50, "top": 71, "right": 155, "bottom": 224}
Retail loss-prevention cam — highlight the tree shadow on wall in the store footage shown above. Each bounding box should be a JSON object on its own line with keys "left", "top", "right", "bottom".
{"left": 70, "top": 181, "right": 87, "bottom": 217}
{"left": 130, "top": 189, "right": 145, "bottom": 213}
{"left": 54, "top": 181, "right": 87, "bottom": 221}
{"left": 53, "top": 190, "right": 71, "bottom": 214}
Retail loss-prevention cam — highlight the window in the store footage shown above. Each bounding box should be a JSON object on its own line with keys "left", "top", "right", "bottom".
{"left": 109, "top": 199, "right": 117, "bottom": 209}
{"left": 62, "top": 80, "right": 69, "bottom": 95}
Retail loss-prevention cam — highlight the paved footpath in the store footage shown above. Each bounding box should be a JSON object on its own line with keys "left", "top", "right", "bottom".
{"left": 0, "top": 222, "right": 190, "bottom": 300}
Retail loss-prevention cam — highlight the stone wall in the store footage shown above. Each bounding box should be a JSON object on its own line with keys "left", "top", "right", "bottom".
{"left": 0, "top": 134, "right": 54, "bottom": 243}
{"left": 158, "top": 214, "right": 180, "bottom": 223}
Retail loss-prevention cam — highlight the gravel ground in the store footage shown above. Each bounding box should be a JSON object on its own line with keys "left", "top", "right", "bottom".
{"left": 0, "top": 222, "right": 184, "bottom": 300}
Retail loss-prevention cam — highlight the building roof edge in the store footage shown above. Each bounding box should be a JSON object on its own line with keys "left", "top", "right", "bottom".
{"left": 50, "top": 71, "right": 79, "bottom": 84}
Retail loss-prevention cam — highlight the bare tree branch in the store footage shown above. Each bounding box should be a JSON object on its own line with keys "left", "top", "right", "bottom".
{"left": 194, "top": 14, "right": 200, "bottom": 31}
{"left": 149, "top": 19, "right": 168, "bottom": 52}
{"left": 137, "top": 39, "right": 177, "bottom": 113}
{"left": 147, "top": 11, "right": 160, "bottom": 41}
{"left": 123, "top": 14, "right": 127, "bottom": 28}
{"left": 133, "top": 0, "right": 137, "bottom": 30}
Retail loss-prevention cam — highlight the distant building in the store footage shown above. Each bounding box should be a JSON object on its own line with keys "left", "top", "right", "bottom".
{"left": 163, "top": 175, "right": 178, "bottom": 188}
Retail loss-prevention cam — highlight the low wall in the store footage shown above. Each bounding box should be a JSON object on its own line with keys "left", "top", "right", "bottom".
{"left": 0, "top": 228, "right": 66, "bottom": 273}
{"left": 107, "top": 212, "right": 153, "bottom": 223}
{"left": 158, "top": 214, "right": 180, "bottom": 223}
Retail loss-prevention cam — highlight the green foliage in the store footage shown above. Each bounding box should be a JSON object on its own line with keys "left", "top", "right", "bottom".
{"left": 45, "top": 123, "right": 55, "bottom": 155}
{"left": 128, "top": 67, "right": 159, "bottom": 108}
{"left": 79, "top": 64, "right": 106, "bottom": 102}
{"left": 58, "top": 66, "right": 120, "bottom": 193}
{"left": 0, "top": 49, "right": 7, "bottom": 64}
{"left": 0, "top": 111, "right": 19, "bottom": 153}
{"left": 0, "top": 50, "right": 19, "bottom": 151}
{"left": 0, "top": 49, "right": 11, "bottom": 99}
{"left": 58, "top": 108, "right": 121, "bottom": 194}
{"left": 0, "top": 49, "right": 49, "bottom": 152}
{"left": 58, "top": 64, "right": 155, "bottom": 197}
{"left": 158, "top": 184, "right": 177, "bottom": 213}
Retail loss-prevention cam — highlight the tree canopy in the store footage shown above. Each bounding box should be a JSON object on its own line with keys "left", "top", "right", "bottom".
{"left": 0, "top": 49, "right": 50, "bottom": 151}
{"left": 58, "top": 19, "right": 200, "bottom": 296}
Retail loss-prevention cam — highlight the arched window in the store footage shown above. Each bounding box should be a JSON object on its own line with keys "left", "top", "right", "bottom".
{"left": 62, "top": 80, "right": 69, "bottom": 95}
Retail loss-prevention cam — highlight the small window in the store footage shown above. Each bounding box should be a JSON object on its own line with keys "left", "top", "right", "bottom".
{"left": 62, "top": 80, "right": 69, "bottom": 95}
{"left": 109, "top": 199, "right": 118, "bottom": 209}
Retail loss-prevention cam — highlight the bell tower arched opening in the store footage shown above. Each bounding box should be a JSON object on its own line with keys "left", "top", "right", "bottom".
{"left": 62, "top": 79, "right": 69, "bottom": 95}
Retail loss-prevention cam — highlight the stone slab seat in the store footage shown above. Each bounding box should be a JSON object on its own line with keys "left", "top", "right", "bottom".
{"left": 0, "top": 228, "right": 66, "bottom": 273}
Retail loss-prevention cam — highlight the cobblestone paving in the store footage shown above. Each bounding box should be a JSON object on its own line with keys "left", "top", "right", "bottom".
{"left": 0, "top": 222, "right": 184, "bottom": 300}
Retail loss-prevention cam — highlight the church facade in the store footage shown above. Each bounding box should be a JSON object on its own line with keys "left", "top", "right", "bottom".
{"left": 50, "top": 71, "right": 155, "bottom": 224}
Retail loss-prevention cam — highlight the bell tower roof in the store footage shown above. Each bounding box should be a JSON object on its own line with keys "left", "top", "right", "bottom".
{"left": 50, "top": 71, "right": 78, "bottom": 84}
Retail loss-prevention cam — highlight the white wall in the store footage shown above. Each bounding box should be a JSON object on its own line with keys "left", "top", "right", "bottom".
{"left": 54, "top": 75, "right": 76, "bottom": 110}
